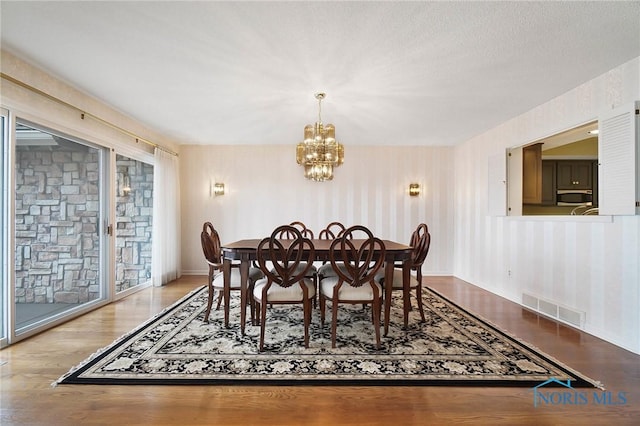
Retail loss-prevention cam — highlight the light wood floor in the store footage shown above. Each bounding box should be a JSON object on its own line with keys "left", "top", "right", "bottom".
{"left": 1, "top": 275, "right": 639, "bottom": 425}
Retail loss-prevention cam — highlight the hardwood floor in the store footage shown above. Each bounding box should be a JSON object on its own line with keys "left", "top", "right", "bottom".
{"left": 1, "top": 275, "right": 639, "bottom": 425}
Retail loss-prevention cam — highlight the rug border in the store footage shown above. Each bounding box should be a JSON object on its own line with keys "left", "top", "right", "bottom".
{"left": 52, "top": 286, "right": 205, "bottom": 387}
{"left": 54, "top": 286, "right": 603, "bottom": 388}
{"left": 424, "top": 286, "right": 604, "bottom": 390}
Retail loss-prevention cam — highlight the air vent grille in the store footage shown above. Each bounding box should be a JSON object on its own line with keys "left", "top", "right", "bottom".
{"left": 521, "top": 293, "right": 585, "bottom": 328}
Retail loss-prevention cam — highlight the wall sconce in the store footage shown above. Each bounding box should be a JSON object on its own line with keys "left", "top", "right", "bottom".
{"left": 409, "top": 183, "right": 420, "bottom": 197}
{"left": 118, "top": 171, "right": 131, "bottom": 196}
{"left": 213, "top": 182, "right": 225, "bottom": 196}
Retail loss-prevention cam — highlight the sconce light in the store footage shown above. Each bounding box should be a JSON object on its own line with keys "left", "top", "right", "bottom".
{"left": 213, "top": 182, "right": 225, "bottom": 196}
{"left": 409, "top": 183, "right": 420, "bottom": 197}
{"left": 118, "top": 171, "right": 131, "bottom": 196}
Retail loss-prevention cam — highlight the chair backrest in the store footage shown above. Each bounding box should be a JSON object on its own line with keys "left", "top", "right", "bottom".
{"left": 257, "top": 225, "right": 315, "bottom": 288}
{"left": 276, "top": 221, "right": 314, "bottom": 239}
{"left": 318, "top": 221, "right": 346, "bottom": 240}
{"left": 410, "top": 223, "right": 431, "bottom": 268}
{"left": 329, "top": 225, "right": 385, "bottom": 288}
{"left": 414, "top": 223, "right": 428, "bottom": 240}
{"left": 200, "top": 222, "right": 222, "bottom": 266}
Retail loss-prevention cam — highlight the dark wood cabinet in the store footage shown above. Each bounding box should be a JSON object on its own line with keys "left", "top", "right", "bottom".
{"left": 556, "top": 161, "right": 593, "bottom": 189}
{"left": 522, "top": 143, "right": 542, "bottom": 204}
{"left": 541, "top": 160, "right": 557, "bottom": 205}
{"left": 523, "top": 151, "right": 597, "bottom": 207}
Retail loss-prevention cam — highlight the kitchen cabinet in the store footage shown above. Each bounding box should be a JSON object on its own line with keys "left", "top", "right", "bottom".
{"left": 522, "top": 143, "right": 542, "bottom": 204}
{"left": 556, "top": 160, "right": 593, "bottom": 189}
{"left": 541, "top": 160, "right": 557, "bottom": 205}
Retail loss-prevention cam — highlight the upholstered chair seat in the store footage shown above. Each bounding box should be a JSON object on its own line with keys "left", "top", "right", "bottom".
{"left": 254, "top": 277, "right": 316, "bottom": 302}
{"left": 320, "top": 277, "right": 382, "bottom": 301}
{"left": 374, "top": 269, "right": 420, "bottom": 290}
{"left": 214, "top": 267, "right": 264, "bottom": 290}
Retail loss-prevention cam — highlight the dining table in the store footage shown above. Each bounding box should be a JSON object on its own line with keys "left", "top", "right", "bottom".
{"left": 221, "top": 238, "right": 413, "bottom": 336}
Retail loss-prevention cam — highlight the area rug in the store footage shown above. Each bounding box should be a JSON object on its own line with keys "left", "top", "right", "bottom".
{"left": 54, "top": 285, "right": 600, "bottom": 387}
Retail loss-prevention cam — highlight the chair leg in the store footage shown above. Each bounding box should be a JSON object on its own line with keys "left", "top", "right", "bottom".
{"left": 303, "top": 299, "right": 311, "bottom": 348}
{"left": 223, "top": 283, "right": 231, "bottom": 328}
{"left": 247, "top": 282, "right": 255, "bottom": 326}
{"left": 312, "top": 274, "right": 318, "bottom": 308}
{"left": 250, "top": 290, "right": 257, "bottom": 326}
{"left": 259, "top": 300, "right": 268, "bottom": 351}
{"left": 319, "top": 293, "right": 326, "bottom": 327}
{"left": 415, "top": 286, "right": 426, "bottom": 322}
{"left": 253, "top": 298, "right": 260, "bottom": 326}
{"left": 204, "top": 280, "right": 214, "bottom": 323}
{"left": 215, "top": 289, "right": 223, "bottom": 310}
{"left": 403, "top": 286, "right": 410, "bottom": 329}
{"left": 331, "top": 300, "right": 339, "bottom": 348}
{"left": 372, "top": 298, "right": 381, "bottom": 349}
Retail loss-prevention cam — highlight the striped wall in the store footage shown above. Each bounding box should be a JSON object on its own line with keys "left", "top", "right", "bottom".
{"left": 180, "top": 58, "right": 640, "bottom": 354}
{"left": 453, "top": 56, "right": 640, "bottom": 354}
{"left": 179, "top": 145, "right": 454, "bottom": 276}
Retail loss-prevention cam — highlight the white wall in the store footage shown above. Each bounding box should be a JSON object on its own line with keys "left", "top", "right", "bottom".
{"left": 179, "top": 145, "right": 454, "bottom": 276}
{"left": 453, "top": 57, "right": 640, "bottom": 354}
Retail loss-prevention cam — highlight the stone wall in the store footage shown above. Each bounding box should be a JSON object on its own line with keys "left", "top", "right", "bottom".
{"left": 115, "top": 155, "right": 153, "bottom": 293}
{"left": 15, "top": 145, "right": 100, "bottom": 304}
{"left": 14, "top": 149, "right": 154, "bottom": 303}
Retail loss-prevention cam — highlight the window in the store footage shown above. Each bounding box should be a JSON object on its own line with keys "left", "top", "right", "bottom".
{"left": 512, "top": 121, "right": 598, "bottom": 216}
{"left": 505, "top": 101, "right": 640, "bottom": 217}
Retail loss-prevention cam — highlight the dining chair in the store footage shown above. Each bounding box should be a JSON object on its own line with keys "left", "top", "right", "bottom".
{"left": 200, "top": 222, "right": 264, "bottom": 324}
{"left": 253, "top": 225, "right": 316, "bottom": 351}
{"left": 318, "top": 221, "right": 346, "bottom": 240}
{"left": 276, "top": 221, "right": 318, "bottom": 292}
{"left": 375, "top": 223, "right": 431, "bottom": 324}
{"left": 289, "top": 221, "right": 315, "bottom": 238}
{"left": 317, "top": 221, "right": 348, "bottom": 282}
{"left": 319, "top": 225, "right": 386, "bottom": 349}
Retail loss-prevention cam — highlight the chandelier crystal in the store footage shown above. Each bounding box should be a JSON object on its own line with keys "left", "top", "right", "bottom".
{"left": 296, "top": 93, "right": 344, "bottom": 181}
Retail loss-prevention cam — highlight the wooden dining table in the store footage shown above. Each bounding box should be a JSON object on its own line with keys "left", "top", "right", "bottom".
{"left": 221, "top": 238, "right": 413, "bottom": 336}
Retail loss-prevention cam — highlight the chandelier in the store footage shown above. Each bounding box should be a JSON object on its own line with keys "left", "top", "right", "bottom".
{"left": 296, "top": 93, "right": 344, "bottom": 181}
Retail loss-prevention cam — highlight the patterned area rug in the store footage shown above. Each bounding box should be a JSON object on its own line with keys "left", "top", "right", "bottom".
{"left": 55, "top": 286, "right": 599, "bottom": 387}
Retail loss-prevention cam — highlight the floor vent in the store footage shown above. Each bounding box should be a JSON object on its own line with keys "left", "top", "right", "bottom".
{"left": 522, "top": 293, "right": 585, "bottom": 329}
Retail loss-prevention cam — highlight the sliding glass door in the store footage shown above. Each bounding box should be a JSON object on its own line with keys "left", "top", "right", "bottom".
{"left": 13, "top": 121, "right": 108, "bottom": 335}
{"left": 1, "top": 115, "right": 156, "bottom": 344}
{"left": 0, "top": 109, "right": 7, "bottom": 346}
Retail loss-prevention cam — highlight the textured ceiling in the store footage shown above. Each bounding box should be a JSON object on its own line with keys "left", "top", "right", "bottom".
{"left": 1, "top": 1, "right": 639, "bottom": 146}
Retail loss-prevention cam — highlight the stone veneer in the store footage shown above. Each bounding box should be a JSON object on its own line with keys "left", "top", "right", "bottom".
{"left": 14, "top": 147, "right": 153, "bottom": 304}
{"left": 115, "top": 154, "right": 153, "bottom": 293}
{"left": 15, "top": 144, "right": 101, "bottom": 304}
